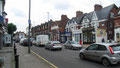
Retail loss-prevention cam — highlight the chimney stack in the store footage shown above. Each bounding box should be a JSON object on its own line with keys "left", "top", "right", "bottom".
{"left": 61, "top": 15, "right": 68, "bottom": 20}
{"left": 76, "top": 11, "right": 83, "bottom": 17}
{"left": 94, "top": 4, "right": 103, "bottom": 11}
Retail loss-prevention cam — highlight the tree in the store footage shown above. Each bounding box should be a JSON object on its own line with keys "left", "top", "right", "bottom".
{"left": 7, "top": 23, "right": 17, "bottom": 34}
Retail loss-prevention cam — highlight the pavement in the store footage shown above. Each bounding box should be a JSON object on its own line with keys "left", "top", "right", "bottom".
{"left": 0, "top": 43, "right": 90, "bottom": 68}
{"left": 0, "top": 46, "right": 14, "bottom": 68}
{"left": 16, "top": 43, "right": 53, "bottom": 68}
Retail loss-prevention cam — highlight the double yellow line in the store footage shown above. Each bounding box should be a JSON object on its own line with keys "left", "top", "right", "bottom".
{"left": 31, "top": 50, "right": 58, "bottom": 68}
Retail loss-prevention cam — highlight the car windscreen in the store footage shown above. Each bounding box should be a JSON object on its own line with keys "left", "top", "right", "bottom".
{"left": 24, "top": 39, "right": 32, "bottom": 42}
{"left": 111, "top": 45, "right": 120, "bottom": 51}
{"left": 52, "top": 41, "right": 60, "bottom": 44}
{"left": 71, "top": 41, "right": 78, "bottom": 44}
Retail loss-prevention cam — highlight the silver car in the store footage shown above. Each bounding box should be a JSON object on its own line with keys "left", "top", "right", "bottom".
{"left": 64, "top": 41, "right": 82, "bottom": 50}
{"left": 79, "top": 43, "right": 120, "bottom": 66}
{"left": 45, "top": 41, "right": 62, "bottom": 51}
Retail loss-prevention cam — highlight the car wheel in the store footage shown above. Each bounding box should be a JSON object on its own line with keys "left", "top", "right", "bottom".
{"left": 45, "top": 47, "right": 47, "bottom": 49}
{"left": 79, "top": 53, "right": 85, "bottom": 60}
{"left": 102, "top": 58, "right": 110, "bottom": 67}
{"left": 71, "top": 46, "right": 74, "bottom": 50}
{"left": 59, "top": 48, "right": 62, "bottom": 51}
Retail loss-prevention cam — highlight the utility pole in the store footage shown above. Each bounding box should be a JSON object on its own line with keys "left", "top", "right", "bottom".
{"left": 47, "top": 12, "right": 49, "bottom": 21}
{"left": 28, "top": 0, "right": 31, "bottom": 53}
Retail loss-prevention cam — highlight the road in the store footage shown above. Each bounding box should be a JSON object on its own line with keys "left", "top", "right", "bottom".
{"left": 31, "top": 45, "right": 120, "bottom": 68}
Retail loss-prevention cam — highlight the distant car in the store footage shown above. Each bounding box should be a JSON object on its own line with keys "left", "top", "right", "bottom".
{"left": 20, "top": 38, "right": 27, "bottom": 45}
{"left": 45, "top": 41, "right": 62, "bottom": 51}
{"left": 79, "top": 43, "right": 120, "bottom": 67}
{"left": 32, "top": 40, "right": 36, "bottom": 45}
{"left": 22, "top": 39, "right": 32, "bottom": 46}
{"left": 64, "top": 41, "right": 82, "bottom": 50}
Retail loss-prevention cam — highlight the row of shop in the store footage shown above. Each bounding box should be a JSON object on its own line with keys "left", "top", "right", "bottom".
{"left": 58, "top": 28, "right": 107, "bottom": 44}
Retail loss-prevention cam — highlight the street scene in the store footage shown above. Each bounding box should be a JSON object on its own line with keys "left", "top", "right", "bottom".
{"left": 0, "top": 0, "right": 120, "bottom": 68}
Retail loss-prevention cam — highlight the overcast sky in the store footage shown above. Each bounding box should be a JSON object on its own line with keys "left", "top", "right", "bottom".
{"left": 5, "top": 0, "right": 120, "bottom": 33}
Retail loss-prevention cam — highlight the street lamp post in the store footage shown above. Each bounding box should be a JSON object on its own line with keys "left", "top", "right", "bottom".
{"left": 28, "top": 0, "right": 31, "bottom": 53}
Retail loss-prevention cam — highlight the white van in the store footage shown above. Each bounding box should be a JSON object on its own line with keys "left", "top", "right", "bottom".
{"left": 36, "top": 35, "right": 49, "bottom": 46}
{"left": 20, "top": 38, "right": 27, "bottom": 45}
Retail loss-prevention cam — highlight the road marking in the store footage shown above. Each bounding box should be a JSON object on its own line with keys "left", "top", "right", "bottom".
{"left": 31, "top": 50, "right": 58, "bottom": 68}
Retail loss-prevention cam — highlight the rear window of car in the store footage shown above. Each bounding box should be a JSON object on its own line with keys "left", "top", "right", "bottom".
{"left": 111, "top": 45, "right": 120, "bottom": 51}
{"left": 52, "top": 41, "right": 60, "bottom": 44}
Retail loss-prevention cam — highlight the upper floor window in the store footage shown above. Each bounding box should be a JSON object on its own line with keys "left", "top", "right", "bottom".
{"left": 110, "top": 12, "right": 114, "bottom": 18}
{"left": 118, "top": 11, "right": 120, "bottom": 15}
{"left": 110, "top": 22, "right": 113, "bottom": 28}
{"left": 102, "top": 23, "right": 104, "bottom": 26}
{"left": 73, "top": 20, "right": 75, "bottom": 24}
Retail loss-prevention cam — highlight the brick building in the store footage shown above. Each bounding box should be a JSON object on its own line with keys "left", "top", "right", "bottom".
{"left": 81, "top": 4, "right": 118, "bottom": 44}
{"left": 114, "top": 7, "right": 120, "bottom": 42}
{"left": 31, "top": 20, "right": 53, "bottom": 39}
{"left": 51, "top": 15, "right": 69, "bottom": 43}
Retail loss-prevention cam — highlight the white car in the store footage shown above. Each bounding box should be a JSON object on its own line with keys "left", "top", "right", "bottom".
{"left": 45, "top": 41, "right": 62, "bottom": 51}
{"left": 64, "top": 41, "right": 82, "bottom": 50}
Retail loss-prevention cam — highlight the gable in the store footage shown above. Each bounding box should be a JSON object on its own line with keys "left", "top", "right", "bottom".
{"left": 71, "top": 19, "right": 77, "bottom": 25}
{"left": 92, "top": 11, "right": 98, "bottom": 21}
{"left": 81, "top": 16, "right": 90, "bottom": 24}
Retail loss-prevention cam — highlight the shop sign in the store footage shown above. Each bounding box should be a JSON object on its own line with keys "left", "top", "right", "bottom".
{"left": 97, "top": 29, "right": 106, "bottom": 37}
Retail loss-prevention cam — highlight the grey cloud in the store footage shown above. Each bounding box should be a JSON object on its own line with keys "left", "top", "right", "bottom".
{"left": 11, "top": 8, "right": 26, "bottom": 17}
{"left": 54, "top": 2, "right": 71, "bottom": 10}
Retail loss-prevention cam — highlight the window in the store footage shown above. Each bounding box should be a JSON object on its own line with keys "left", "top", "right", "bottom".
{"left": 98, "top": 45, "right": 107, "bottom": 51}
{"left": 111, "top": 45, "right": 120, "bottom": 51}
{"left": 116, "top": 33, "right": 119, "bottom": 38}
{"left": 73, "top": 20, "right": 75, "bottom": 24}
{"left": 86, "top": 44, "right": 98, "bottom": 50}
{"left": 102, "top": 23, "right": 104, "bottom": 26}
{"left": 110, "top": 12, "right": 114, "bottom": 18}
{"left": 110, "top": 22, "right": 112, "bottom": 28}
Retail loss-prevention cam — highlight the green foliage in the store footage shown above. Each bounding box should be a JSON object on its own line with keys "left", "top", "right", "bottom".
{"left": 7, "top": 23, "right": 17, "bottom": 34}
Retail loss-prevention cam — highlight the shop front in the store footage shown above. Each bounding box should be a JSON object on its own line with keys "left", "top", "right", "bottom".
{"left": 82, "top": 28, "right": 95, "bottom": 44}
{"left": 65, "top": 32, "right": 72, "bottom": 42}
{"left": 114, "top": 28, "right": 120, "bottom": 42}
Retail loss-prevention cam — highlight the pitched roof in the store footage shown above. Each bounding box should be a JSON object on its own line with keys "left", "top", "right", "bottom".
{"left": 68, "top": 14, "right": 84, "bottom": 25}
{"left": 95, "top": 4, "right": 116, "bottom": 20}
{"left": 85, "top": 12, "right": 94, "bottom": 22}
{"left": 74, "top": 14, "right": 85, "bottom": 24}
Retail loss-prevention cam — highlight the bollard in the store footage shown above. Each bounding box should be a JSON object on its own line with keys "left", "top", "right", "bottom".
{"left": 14, "top": 45, "right": 16, "bottom": 50}
{"left": 14, "top": 48, "right": 17, "bottom": 55}
{"left": 15, "top": 55, "right": 19, "bottom": 68}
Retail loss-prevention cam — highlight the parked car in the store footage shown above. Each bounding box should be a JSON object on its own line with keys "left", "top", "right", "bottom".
{"left": 79, "top": 43, "right": 120, "bottom": 67}
{"left": 64, "top": 41, "right": 82, "bottom": 50}
{"left": 32, "top": 40, "right": 36, "bottom": 45}
{"left": 45, "top": 41, "right": 62, "bottom": 51}
{"left": 20, "top": 38, "right": 27, "bottom": 45}
{"left": 22, "top": 39, "right": 32, "bottom": 46}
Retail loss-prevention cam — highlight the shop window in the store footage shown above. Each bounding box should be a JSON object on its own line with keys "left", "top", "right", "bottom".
{"left": 116, "top": 33, "right": 119, "bottom": 38}
{"left": 102, "top": 23, "right": 104, "bottom": 26}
